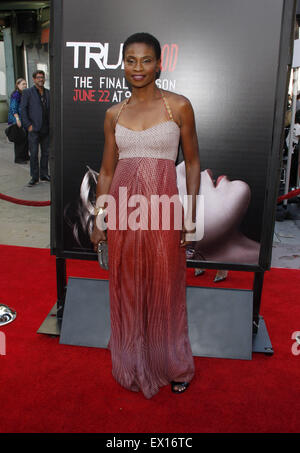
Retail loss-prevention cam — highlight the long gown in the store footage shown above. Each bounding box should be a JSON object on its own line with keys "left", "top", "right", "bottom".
{"left": 107, "top": 93, "right": 195, "bottom": 399}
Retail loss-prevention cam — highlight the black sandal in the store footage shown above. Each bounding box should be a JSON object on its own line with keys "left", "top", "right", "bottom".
{"left": 171, "top": 381, "right": 190, "bottom": 394}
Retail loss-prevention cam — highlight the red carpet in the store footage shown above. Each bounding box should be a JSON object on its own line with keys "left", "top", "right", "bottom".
{"left": 0, "top": 244, "right": 299, "bottom": 433}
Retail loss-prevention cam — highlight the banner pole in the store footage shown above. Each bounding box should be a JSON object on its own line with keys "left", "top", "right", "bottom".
{"left": 252, "top": 271, "right": 265, "bottom": 334}
{"left": 56, "top": 257, "right": 67, "bottom": 321}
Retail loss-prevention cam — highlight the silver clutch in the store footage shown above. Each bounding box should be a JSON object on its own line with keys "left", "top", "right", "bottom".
{"left": 97, "top": 241, "right": 109, "bottom": 270}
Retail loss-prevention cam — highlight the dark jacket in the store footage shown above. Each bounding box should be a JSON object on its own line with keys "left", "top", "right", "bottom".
{"left": 20, "top": 85, "right": 50, "bottom": 132}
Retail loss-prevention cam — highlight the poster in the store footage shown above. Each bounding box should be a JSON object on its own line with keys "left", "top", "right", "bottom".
{"left": 51, "top": 0, "right": 293, "bottom": 268}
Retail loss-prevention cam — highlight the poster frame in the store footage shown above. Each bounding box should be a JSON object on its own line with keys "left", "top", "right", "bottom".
{"left": 49, "top": 0, "right": 297, "bottom": 274}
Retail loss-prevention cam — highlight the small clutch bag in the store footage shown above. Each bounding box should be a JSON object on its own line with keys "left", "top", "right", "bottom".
{"left": 185, "top": 246, "right": 195, "bottom": 259}
{"left": 97, "top": 241, "right": 109, "bottom": 270}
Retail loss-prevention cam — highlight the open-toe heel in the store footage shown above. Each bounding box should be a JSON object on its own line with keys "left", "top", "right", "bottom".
{"left": 171, "top": 381, "right": 190, "bottom": 394}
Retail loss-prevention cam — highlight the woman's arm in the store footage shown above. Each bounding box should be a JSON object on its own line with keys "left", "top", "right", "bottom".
{"left": 90, "top": 108, "right": 118, "bottom": 250}
{"left": 10, "top": 94, "right": 21, "bottom": 126}
{"left": 178, "top": 98, "right": 201, "bottom": 246}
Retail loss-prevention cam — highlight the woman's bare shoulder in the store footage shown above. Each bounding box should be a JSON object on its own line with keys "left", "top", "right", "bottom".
{"left": 162, "top": 90, "right": 192, "bottom": 108}
{"left": 105, "top": 99, "right": 127, "bottom": 121}
{"left": 162, "top": 90, "right": 193, "bottom": 125}
{"left": 103, "top": 99, "right": 128, "bottom": 131}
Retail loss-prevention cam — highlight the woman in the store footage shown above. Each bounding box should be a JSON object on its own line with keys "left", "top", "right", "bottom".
{"left": 90, "top": 32, "right": 200, "bottom": 399}
{"left": 7, "top": 78, "right": 29, "bottom": 164}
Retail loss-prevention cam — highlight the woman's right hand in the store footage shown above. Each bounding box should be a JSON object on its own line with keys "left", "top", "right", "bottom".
{"left": 16, "top": 119, "right": 22, "bottom": 128}
{"left": 90, "top": 224, "right": 107, "bottom": 252}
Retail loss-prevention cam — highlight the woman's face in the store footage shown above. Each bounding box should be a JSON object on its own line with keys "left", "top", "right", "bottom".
{"left": 123, "top": 42, "right": 160, "bottom": 88}
{"left": 17, "top": 80, "right": 27, "bottom": 91}
{"left": 176, "top": 163, "right": 251, "bottom": 246}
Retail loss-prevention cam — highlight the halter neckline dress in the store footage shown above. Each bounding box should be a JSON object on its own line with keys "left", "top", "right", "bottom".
{"left": 107, "top": 92, "right": 195, "bottom": 399}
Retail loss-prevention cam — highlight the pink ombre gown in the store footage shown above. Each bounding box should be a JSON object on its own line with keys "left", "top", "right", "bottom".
{"left": 107, "top": 95, "right": 195, "bottom": 399}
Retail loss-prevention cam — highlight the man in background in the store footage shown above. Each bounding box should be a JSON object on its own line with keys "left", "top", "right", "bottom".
{"left": 20, "top": 70, "right": 50, "bottom": 187}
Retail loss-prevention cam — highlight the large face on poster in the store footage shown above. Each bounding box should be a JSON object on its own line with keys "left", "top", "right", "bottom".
{"left": 60, "top": 0, "right": 285, "bottom": 266}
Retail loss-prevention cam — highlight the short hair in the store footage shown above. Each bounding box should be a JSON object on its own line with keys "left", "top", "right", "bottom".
{"left": 122, "top": 32, "right": 161, "bottom": 60}
{"left": 32, "top": 70, "right": 45, "bottom": 79}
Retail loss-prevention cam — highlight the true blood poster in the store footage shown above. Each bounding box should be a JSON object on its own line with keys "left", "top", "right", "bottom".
{"left": 53, "top": 0, "right": 292, "bottom": 268}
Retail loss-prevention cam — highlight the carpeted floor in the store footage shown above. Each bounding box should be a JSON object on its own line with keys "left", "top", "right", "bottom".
{"left": 0, "top": 244, "right": 299, "bottom": 433}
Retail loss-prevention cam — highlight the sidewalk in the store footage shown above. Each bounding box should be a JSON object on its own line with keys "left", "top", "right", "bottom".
{"left": 0, "top": 123, "right": 50, "bottom": 248}
{"left": 1, "top": 122, "right": 300, "bottom": 268}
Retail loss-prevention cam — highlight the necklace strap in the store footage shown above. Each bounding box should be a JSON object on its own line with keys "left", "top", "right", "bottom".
{"left": 160, "top": 89, "right": 174, "bottom": 121}
{"left": 114, "top": 97, "right": 130, "bottom": 126}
